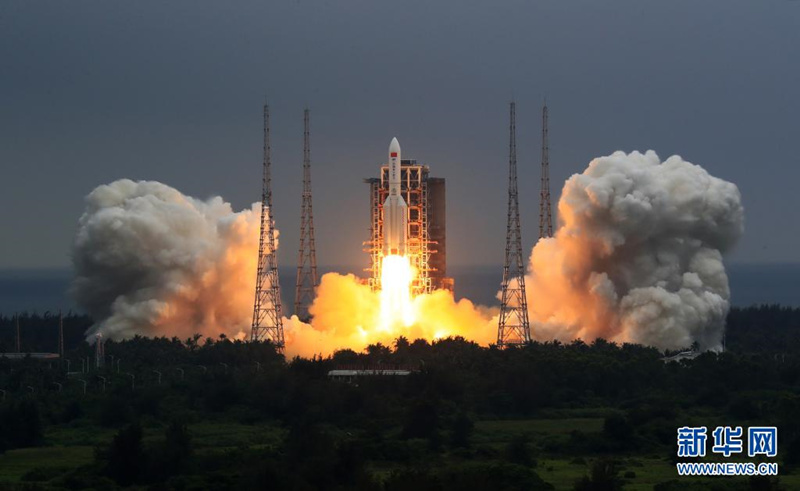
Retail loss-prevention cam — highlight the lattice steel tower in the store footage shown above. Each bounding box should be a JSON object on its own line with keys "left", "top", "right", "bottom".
{"left": 497, "top": 101, "right": 531, "bottom": 346}
{"left": 251, "top": 104, "right": 285, "bottom": 348}
{"left": 294, "top": 108, "right": 318, "bottom": 322}
{"left": 539, "top": 102, "right": 553, "bottom": 239}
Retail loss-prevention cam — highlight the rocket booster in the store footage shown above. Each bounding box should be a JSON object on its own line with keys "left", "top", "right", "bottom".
{"left": 383, "top": 137, "right": 407, "bottom": 256}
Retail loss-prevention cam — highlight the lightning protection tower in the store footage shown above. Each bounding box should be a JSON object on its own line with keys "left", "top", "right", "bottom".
{"left": 539, "top": 102, "right": 553, "bottom": 239}
{"left": 497, "top": 101, "right": 531, "bottom": 347}
{"left": 251, "top": 104, "right": 285, "bottom": 348}
{"left": 294, "top": 108, "right": 318, "bottom": 322}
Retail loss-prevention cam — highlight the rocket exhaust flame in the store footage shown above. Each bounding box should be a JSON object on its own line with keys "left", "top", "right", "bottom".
{"left": 379, "top": 254, "right": 416, "bottom": 330}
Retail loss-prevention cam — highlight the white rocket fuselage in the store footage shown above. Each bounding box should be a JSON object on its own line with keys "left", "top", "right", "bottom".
{"left": 383, "top": 138, "right": 407, "bottom": 256}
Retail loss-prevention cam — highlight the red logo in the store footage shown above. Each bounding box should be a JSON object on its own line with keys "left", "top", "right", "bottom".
{"left": 391, "top": 152, "right": 398, "bottom": 157}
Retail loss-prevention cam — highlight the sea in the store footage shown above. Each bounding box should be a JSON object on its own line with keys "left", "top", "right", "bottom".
{"left": 0, "top": 263, "right": 798, "bottom": 316}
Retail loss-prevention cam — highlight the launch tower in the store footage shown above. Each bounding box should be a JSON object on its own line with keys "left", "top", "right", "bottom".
{"left": 365, "top": 149, "right": 451, "bottom": 294}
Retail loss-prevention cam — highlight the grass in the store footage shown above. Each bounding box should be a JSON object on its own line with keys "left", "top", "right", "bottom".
{"left": 472, "top": 418, "right": 604, "bottom": 451}
{"left": 45, "top": 422, "right": 117, "bottom": 447}
{"left": 472, "top": 419, "right": 799, "bottom": 489}
{"left": 0, "top": 446, "right": 94, "bottom": 483}
{"left": 0, "top": 420, "right": 285, "bottom": 485}
{"left": 476, "top": 418, "right": 604, "bottom": 436}
{"left": 537, "top": 456, "right": 799, "bottom": 490}
{"left": 537, "top": 457, "right": 681, "bottom": 489}
{"left": 3, "top": 417, "right": 797, "bottom": 489}
{"left": 188, "top": 421, "right": 284, "bottom": 450}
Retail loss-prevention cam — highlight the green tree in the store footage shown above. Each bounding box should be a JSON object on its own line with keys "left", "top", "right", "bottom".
{"left": 103, "top": 422, "right": 145, "bottom": 486}
{"left": 450, "top": 411, "right": 474, "bottom": 448}
{"left": 574, "top": 459, "right": 622, "bottom": 491}
{"left": 505, "top": 434, "right": 535, "bottom": 467}
{"left": 0, "top": 399, "right": 42, "bottom": 450}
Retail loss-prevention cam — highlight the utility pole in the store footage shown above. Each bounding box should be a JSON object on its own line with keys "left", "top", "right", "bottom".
{"left": 15, "top": 315, "right": 21, "bottom": 353}
{"left": 58, "top": 310, "right": 65, "bottom": 359}
{"left": 497, "top": 101, "right": 531, "bottom": 347}
{"left": 295, "top": 108, "right": 318, "bottom": 322}
{"left": 251, "top": 103, "right": 285, "bottom": 349}
{"left": 95, "top": 333, "right": 105, "bottom": 368}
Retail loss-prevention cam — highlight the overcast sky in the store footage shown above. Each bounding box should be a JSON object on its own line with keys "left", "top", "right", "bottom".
{"left": 1, "top": 0, "right": 798, "bottom": 271}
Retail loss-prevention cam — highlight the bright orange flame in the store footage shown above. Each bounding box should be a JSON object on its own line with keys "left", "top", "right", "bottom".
{"left": 285, "top": 257, "right": 498, "bottom": 357}
{"left": 379, "top": 254, "right": 416, "bottom": 330}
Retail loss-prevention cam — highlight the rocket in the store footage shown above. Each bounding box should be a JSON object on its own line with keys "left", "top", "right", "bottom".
{"left": 383, "top": 137, "right": 407, "bottom": 256}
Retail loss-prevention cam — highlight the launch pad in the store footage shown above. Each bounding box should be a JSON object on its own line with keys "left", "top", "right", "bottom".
{"left": 364, "top": 140, "right": 452, "bottom": 295}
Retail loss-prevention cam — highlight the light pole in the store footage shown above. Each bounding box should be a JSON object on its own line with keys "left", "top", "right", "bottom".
{"left": 152, "top": 370, "right": 162, "bottom": 385}
{"left": 27, "top": 386, "right": 35, "bottom": 393}
{"left": 220, "top": 362, "right": 228, "bottom": 372}
{"left": 116, "top": 358, "right": 121, "bottom": 374}
{"left": 65, "top": 359, "right": 71, "bottom": 372}
{"left": 198, "top": 365, "right": 207, "bottom": 373}
{"left": 125, "top": 373, "right": 135, "bottom": 390}
{"left": 77, "top": 379, "right": 87, "bottom": 395}
{"left": 255, "top": 361, "right": 261, "bottom": 373}
{"left": 52, "top": 382, "right": 63, "bottom": 392}
{"left": 175, "top": 367, "right": 184, "bottom": 380}
{"left": 98, "top": 376, "right": 107, "bottom": 392}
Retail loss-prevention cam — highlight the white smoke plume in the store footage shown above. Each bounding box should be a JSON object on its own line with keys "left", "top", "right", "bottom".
{"left": 526, "top": 151, "right": 744, "bottom": 351}
{"left": 72, "top": 179, "right": 262, "bottom": 341}
{"left": 73, "top": 150, "right": 743, "bottom": 356}
{"left": 71, "top": 179, "right": 497, "bottom": 356}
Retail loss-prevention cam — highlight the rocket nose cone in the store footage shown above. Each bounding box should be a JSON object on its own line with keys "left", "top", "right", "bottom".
{"left": 390, "top": 137, "right": 400, "bottom": 153}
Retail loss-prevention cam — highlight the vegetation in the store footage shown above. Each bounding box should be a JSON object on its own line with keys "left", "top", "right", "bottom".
{"left": 0, "top": 305, "right": 797, "bottom": 489}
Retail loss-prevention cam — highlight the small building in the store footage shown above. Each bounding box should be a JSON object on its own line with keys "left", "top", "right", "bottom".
{"left": 327, "top": 368, "right": 412, "bottom": 383}
{"left": 0, "top": 352, "right": 60, "bottom": 360}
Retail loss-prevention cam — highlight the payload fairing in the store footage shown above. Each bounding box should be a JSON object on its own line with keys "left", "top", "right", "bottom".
{"left": 383, "top": 137, "right": 407, "bottom": 256}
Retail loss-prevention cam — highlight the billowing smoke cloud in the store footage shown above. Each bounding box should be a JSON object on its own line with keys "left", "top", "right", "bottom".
{"left": 74, "top": 150, "right": 742, "bottom": 356}
{"left": 72, "top": 179, "right": 496, "bottom": 356}
{"left": 526, "top": 151, "right": 744, "bottom": 351}
{"left": 72, "top": 179, "right": 262, "bottom": 341}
